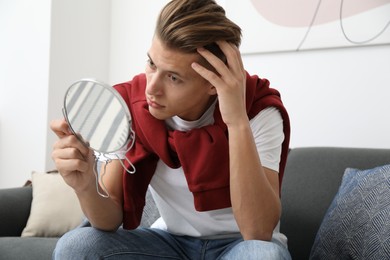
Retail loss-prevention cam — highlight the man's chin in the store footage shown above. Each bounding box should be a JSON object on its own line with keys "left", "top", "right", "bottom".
{"left": 148, "top": 108, "right": 169, "bottom": 120}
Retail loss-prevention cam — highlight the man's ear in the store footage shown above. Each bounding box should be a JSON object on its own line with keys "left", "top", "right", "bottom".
{"left": 208, "top": 85, "right": 217, "bottom": 95}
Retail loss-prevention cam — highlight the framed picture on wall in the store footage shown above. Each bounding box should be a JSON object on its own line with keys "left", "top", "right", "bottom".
{"left": 225, "top": 0, "right": 390, "bottom": 54}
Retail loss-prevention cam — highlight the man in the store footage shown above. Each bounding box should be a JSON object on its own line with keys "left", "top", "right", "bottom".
{"left": 51, "top": 0, "right": 291, "bottom": 259}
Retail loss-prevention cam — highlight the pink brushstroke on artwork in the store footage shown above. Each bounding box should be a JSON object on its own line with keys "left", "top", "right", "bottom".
{"left": 250, "top": 0, "right": 390, "bottom": 27}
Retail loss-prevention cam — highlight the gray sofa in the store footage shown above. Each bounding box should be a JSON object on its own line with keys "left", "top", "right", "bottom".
{"left": 1, "top": 147, "right": 389, "bottom": 260}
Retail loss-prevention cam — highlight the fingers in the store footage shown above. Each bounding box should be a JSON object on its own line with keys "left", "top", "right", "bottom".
{"left": 53, "top": 156, "right": 90, "bottom": 176}
{"left": 53, "top": 134, "right": 90, "bottom": 160}
{"left": 192, "top": 41, "right": 246, "bottom": 93}
{"left": 52, "top": 138, "right": 94, "bottom": 177}
{"left": 51, "top": 118, "right": 90, "bottom": 157}
{"left": 50, "top": 119, "right": 72, "bottom": 138}
{"left": 51, "top": 117, "right": 92, "bottom": 175}
{"left": 193, "top": 41, "right": 243, "bottom": 79}
{"left": 52, "top": 138, "right": 88, "bottom": 159}
{"left": 191, "top": 61, "right": 224, "bottom": 88}
{"left": 216, "top": 41, "right": 244, "bottom": 74}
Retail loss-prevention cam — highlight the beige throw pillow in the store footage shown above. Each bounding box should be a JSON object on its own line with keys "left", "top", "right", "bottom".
{"left": 21, "top": 171, "right": 84, "bottom": 237}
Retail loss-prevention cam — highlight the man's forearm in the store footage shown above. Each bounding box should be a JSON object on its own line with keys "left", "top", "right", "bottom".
{"left": 228, "top": 121, "right": 281, "bottom": 240}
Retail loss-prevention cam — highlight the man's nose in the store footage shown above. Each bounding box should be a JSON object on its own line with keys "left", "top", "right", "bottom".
{"left": 146, "top": 73, "right": 163, "bottom": 95}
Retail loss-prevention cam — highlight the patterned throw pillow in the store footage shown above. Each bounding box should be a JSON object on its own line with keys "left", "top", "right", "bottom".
{"left": 310, "top": 164, "right": 390, "bottom": 260}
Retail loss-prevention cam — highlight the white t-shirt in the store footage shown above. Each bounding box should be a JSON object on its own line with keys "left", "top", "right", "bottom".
{"left": 149, "top": 101, "right": 287, "bottom": 246}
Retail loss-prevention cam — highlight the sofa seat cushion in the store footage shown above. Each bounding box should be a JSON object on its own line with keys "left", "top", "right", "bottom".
{"left": 0, "top": 237, "right": 58, "bottom": 260}
{"left": 310, "top": 164, "right": 390, "bottom": 259}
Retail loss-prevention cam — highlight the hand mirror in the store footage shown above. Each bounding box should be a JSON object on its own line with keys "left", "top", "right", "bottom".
{"left": 63, "top": 79, "right": 136, "bottom": 197}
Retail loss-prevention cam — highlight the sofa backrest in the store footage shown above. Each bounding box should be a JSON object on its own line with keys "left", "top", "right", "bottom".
{"left": 0, "top": 186, "right": 32, "bottom": 236}
{"left": 280, "top": 147, "right": 390, "bottom": 260}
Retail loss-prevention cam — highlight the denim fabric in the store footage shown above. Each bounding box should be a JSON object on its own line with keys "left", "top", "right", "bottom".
{"left": 53, "top": 227, "right": 291, "bottom": 260}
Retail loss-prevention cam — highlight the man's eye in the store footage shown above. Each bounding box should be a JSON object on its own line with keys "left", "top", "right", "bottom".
{"left": 147, "top": 59, "right": 155, "bottom": 68}
{"left": 168, "top": 74, "right": 181, "bottom": 83}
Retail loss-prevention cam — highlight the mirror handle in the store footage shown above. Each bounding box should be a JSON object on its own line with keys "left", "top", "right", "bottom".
{"left": 93, "top": 157, "right": 110, "bottom": 198}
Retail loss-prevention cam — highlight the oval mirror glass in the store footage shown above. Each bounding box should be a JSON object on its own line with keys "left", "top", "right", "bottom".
{"left": 63, "top": 79, "right": 132, "bottom": 154}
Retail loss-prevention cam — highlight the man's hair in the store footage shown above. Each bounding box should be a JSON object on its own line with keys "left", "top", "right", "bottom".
{"left": 155, "top": 0, "right": 242, "bottom": 64}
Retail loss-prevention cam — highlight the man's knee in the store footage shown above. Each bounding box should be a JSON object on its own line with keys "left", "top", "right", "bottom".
{"left": 222, "top": 240, "right": 291, "bottom": 260}
{"left": 53, "top": 227, "right": 103, "bottom": 259}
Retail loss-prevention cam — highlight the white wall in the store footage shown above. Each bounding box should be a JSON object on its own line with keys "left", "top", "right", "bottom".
{"left": 0, "top": 0, "right": 110, "bottom": 188}
{"left": 243, "top": 45, "right": 390, "bottom": 149}
{"left": 45, "top": 0, "right": 111, "bottom": 171}
{"left": 1, "top": 1, "right": 389, "bottom": 188}
{"left": 0, "top": 0, "right": 51, "bottom": 188}
{"left": 108, "top": 0, "right": 169, "bottom": 84}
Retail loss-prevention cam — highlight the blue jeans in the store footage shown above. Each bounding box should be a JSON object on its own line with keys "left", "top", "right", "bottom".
{"left": 53, "top": 226, "right": 291, "bottom": 259}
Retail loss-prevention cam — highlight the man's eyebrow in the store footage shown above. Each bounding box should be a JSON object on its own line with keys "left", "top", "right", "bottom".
{"left": 147, "top": 53, "right": 153, "bottom": 61}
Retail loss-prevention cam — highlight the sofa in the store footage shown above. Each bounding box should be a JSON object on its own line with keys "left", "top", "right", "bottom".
{"left": 0, "top": 147, "right": 389, "bottom": 260}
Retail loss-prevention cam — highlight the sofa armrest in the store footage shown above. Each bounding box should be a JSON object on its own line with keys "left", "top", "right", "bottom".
{"left": 0, "top": 186, "right": 32, "bottom": 236}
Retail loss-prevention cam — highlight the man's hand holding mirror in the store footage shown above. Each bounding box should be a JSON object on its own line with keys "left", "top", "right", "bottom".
{"left": 51, "top": 79, "right": 136, "bottom": 198}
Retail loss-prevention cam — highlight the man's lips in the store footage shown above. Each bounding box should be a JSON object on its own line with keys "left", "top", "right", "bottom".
{"left": 147, "top": 98, "right": 164, "bottom": 109}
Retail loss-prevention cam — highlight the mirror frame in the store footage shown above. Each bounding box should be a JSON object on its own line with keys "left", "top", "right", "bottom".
{"left": 62, "top": 78, "right": 133, "bottom": 154}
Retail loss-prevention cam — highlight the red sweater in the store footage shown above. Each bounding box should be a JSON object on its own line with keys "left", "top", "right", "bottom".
{"left": 114, "top": 73, "right": 290, "bottom": 229}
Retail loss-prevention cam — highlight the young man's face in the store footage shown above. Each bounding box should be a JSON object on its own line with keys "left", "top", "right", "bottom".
{"left": 145, "top": 37, "right": 216, "bottom": 121}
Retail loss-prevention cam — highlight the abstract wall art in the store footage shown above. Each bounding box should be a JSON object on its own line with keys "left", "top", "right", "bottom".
{"left": 225, "top": 0, "right": 390, "bottom": 53}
